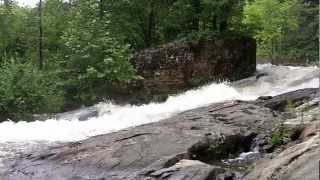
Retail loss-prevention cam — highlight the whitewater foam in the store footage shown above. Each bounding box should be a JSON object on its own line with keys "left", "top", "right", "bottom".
{"left": 0, "top": 64, "right": 318, "bottom": 142}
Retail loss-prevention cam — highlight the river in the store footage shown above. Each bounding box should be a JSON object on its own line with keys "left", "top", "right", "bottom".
{"left": 0, "top": 64, "right": 318, "bottom": 169}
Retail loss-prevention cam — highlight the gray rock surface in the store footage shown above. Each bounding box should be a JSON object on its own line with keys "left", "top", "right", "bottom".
{"left": 245, "top": 134, "right": 320, "bottom": 180}
{"left": 1, "top": 88, "right": 319, "bottom": 180}
{"left": 246, "top": 89, "right": 320, "bottom": 180}
{"left": 1, "top": 101, "right": 277, "bottom": 180}
{"left": 255, "top": 88, "right": 318, "bottom": 111}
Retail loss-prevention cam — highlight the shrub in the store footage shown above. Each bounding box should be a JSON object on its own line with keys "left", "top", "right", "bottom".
{"left": 0, "top": 60, "right": 64, "bottom": 121}
{"left": 60, "top": 0, "right": 136, "bottom": 105}
{"left": 270, "top": 133, "right": 283, "bottom": 146}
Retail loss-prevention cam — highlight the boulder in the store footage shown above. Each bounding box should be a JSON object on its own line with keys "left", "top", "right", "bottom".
{"left": 246, "top": 92, "right": 320, "bottom": 180}
{"left": 140, "top": 159, "right": 223, "bottom": 180}
{"left": 255, "top": 88, "right": 318, "bottom": 111}
{"left": 114, "top": 38, "right": 256, "bottom": 103}
{"left": 55, "top": 107, "right": 99, "bottom": 121}
{"left": 245, "top": 134, "right": 320, "bottom": 180}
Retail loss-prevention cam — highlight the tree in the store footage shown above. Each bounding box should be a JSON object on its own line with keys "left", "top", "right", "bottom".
{"left": 3, "top": 0, "right": 13, "bottom": 7}
{"left": 281, "top": 0, "right": 319, "bottom": 62}
{"left": 0, "top": 60, "right": 64, "bottom": 121}
{"left": 202, "top": 0, "right": 241, "bottom": 33}
{"left": 190, "top": 0, "right": 201, "bottom": 31}
{"left": 42, "top": 0, "right": 71, "bottom": 63}
{"left": 38, "top": 0, "right": 43, "bottom": 69}
{"left": 243, "top": 0, "right": 299, "bottom": 62}
{"left": 61, "top": 0, "right": 136, "bottom": 104}
{"left": 0, "top": 0, "right": 34, "bottom": 62}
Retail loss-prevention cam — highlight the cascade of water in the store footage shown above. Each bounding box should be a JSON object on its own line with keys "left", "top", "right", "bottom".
{"left": 0, "top": 64, "right": 318, "bottom": 143}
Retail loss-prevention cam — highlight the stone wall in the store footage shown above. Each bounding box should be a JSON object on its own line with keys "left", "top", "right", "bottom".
{"left": 114, "top": 38, "right": 256, "bottom": 103}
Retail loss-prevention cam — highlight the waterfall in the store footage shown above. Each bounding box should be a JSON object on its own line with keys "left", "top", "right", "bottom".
{"left": 0, "top": 64, "right": 318, "bottom": 143}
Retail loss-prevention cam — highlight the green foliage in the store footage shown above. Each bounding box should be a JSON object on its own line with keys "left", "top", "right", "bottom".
{"left": 42, "top": 0, "right": 71, "bottom": 60}
{"left": 158, "top": 0, "right": 246, "bottom": 43}
{"left": 106, "top": 0, "right": 162, "bottom": 49}
{"left": 243, "top": 0, "right": 299, "bottom": 59}
{"left": 0, "top": 0, "right": 317, "bottom": 121}
{"left": 281, "top": 1, "right": 319, "bottom": 62}
{"left": 60, "top": 0, "right": 136, "bottom": 104}
{"left": 106, "top": 0, "right": 246, "bottom": 49}
{"left": 286, "top": 100, "right": 296, "bottom": 110}
{"left": 0, "top": 0, "right": 136, "bottom": 115}
{"left": 0, "top": 4, "right": 28, "bottom": 60}
{"left": 243, "top": 0, "right": 319, "bottom": 62}
{"left": 270, "top": 133, "right": 283, "bottom": 146}
{"left": 0, "top": 60, "right": 64, "bottom": 121}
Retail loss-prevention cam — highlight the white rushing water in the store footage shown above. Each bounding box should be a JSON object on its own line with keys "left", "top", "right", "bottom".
{"left": 0, "top": 64, "right": 318, "bottom": 143}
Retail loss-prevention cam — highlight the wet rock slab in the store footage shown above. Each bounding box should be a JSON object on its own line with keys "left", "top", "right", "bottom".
{"left": 1, "top": 88, "right": 319, "bottom": 180}
{"left": 245, "top": 134, "right": 320, "bottom": 180}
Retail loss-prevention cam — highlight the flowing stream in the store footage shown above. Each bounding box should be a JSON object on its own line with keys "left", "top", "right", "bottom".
{"left": 0, "top": 64, "right": 319, "bottom": 167}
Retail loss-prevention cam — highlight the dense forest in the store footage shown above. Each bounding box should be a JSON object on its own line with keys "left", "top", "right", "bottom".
{"left": 0, "top": 0, "right": 318, "bottom": 120}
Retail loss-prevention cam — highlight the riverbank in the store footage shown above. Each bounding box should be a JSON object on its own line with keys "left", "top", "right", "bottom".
{"left": 1, "top": 87, "right": 319, "bottom": 180}
{"left": 0, "top": 64, "right": 318, "bottom": 180}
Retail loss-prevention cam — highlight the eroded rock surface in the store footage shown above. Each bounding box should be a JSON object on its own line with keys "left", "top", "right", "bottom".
{"left": 246, "top": 94, "right": 320, "bottom": 180}
{"left": 1, "top": 88, "right": 319, "bottom": 180}
{"left": 115, "top": 38, "right": 256, "bottom": 103}
{"left": 245, "top": 134, "right": 319, "bottom": 180}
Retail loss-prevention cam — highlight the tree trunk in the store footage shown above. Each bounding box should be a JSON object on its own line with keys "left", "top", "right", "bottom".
{"left": 3, "top": 0, "right": 12, "bottom": 7}
{"left": 38, "top": 0, "right": 43, "bottom": 70}
{"left": 99, "top": 0, "right": 104, "bottom": 19}
{"left": 318, "top": 52, "right": 320, "bottom": 99}
{"left": 211, "top": 15, "right": 217, "bottom": 31}
{"left": 145, "top": 0, "right": 156, "bottom": 47}
{"left": 219, "top": 20, "right": 228, "bottom": 32}
{"left": 190, "top": 0, "right": 201, "bottom": 31}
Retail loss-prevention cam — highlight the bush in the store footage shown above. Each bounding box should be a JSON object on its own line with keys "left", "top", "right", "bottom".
{"left": 0, "top": 60, "right": 64, "bottom": 121}
{"left": 60, "top": 0, "right": 136, "bottom": 106}
{"left": 270, "top": 133, "right": 283, "bottom": 146}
